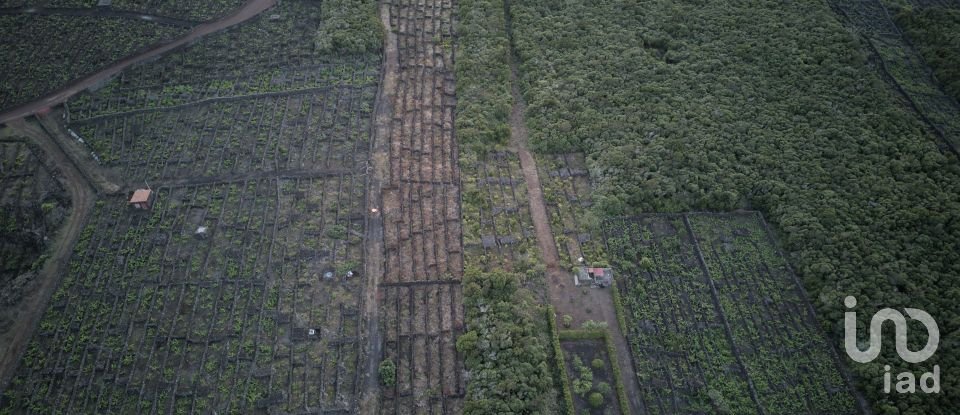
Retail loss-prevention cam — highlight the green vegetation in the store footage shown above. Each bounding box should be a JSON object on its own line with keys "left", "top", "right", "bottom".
{"left": 68, "top": 0, "right": 380, "bottom": 119}
{"left": 0, "top": 142, "right": 68, "bottom": 309}
{"left": 110, "top": 0, "right": 246, "bottom": 21}
{"left": 894, "top": 7, "right": 960, "bottom": 101}
{"left": 545, "top": 307, "right": 575, "bottom": 415}
{"left": 0, "top": 14, "right": 184, "bottom": 110}
{"left": 379, "top": 358, "right": 396, "bottom": 387}
{"left": 455, "top": 0, "right": 512, "bottom": 150}
{"left": 510, "top": 1, "right": 960, "bottom": 411}
{"left": 458, "top": 270, "right": 555, "bottom": 414}
{"left": 557, "top": 329, "right": 629, "bottom": 415}
{"left": 315, "top": 0, "right": 382, "bottom": 55}
{"left": 0, "top": 1, "right": 377, "bottom": 411}
{"left": 587, "top": 392, "right": 603, "bottom": 409}
{"left": 20, "top": 0, "right": 246, "bottom": 21}
{"left": 606, "top": 214, "right": 857, "bottom": 414}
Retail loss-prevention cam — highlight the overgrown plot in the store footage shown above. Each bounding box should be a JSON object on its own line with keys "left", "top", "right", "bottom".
{"left": 605, "top": 213, "right": 858, "bottom": 415}
{"left": 461, "top": 150, "right": 538, "bottom": 272}
{"left": 0, "top": 140, "right": 69, "bottom": 324}
{"left": 537, "top": 153, "right": 605, "bottom": 268}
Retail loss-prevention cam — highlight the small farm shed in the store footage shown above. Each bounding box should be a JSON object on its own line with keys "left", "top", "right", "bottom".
{"left": 576, "top": 267, "right": 613, "bottom": 288}
{"left": 129, "top": 189, "right": 153, "bottom": 210}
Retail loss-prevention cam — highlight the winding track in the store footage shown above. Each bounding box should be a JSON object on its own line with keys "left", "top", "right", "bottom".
{"left": 0, "top": 0, "right": 278, "bottom": 124}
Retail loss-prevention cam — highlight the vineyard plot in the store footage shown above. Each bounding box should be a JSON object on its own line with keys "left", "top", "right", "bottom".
{"left": 67, "top": 60, "right": 380, "bottom": 121}
{"left": 461, "top": 151, "right": 538, "bottom": 272}
{"left": 0, "top": 14, "right": 184, "bottom": 111}
{"left": 374, "top": 0, "right": 466, "bottom": 413}
{"left": 71, "top": 86, "right": 375, "bottom": 182}
{"left": 0, "top": 0, "right": 246, "bottom": 21}
{"left": 64, "top": 0, "right": 381, "bottom": 121}
{"left": 1, "top": 177, "right": 366, "bottom": 413}
{"left": 378, "top": 283, "right": 464, "bottom": 414}
{"left": 605, "top": 213, "right": 858, "bottom": 415}
{"left": 379, "top": 0, "right": 462, "bottom": 285}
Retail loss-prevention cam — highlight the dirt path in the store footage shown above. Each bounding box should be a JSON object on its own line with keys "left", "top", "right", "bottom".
{"left": 0, "top": 0, "right": 278, "bottom": 124}
{"left": 359, "top": 3, "right": 398, "bottom": 413}
{"left": 503, "top": 6, "right": 644, "bottom": 412}
{"left": 0, "top": 119, "right": 96, "bottom": 391}
{"left": 35, "top": 111, "right": 122, "bottom": 194}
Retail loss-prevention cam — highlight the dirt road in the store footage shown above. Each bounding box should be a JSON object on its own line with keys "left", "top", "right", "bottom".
{"left": 0, "top": 0, "right": 278, "bottom": 124}
{"left": 0, "top": 119, "right": 95, "bottom": 392}
{"left": 504, "top": 18, "right": 646, "bottom": 413}
{"left": 359, "top": 3, "right": 399, "bottom": 412}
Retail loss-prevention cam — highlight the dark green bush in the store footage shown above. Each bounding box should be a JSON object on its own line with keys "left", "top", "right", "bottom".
{"left": 379, "top": 358, "right": 396, "bottom": 387}
{"left": 455, "top": 0, "right": 513, "bottom": 150}
{"left": 316, "top": 0, "right": 382, "bottom": 54}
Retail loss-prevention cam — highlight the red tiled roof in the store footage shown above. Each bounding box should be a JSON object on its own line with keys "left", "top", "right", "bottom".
{"left": 130, "top": 189, "right": 151, "bottom": 203}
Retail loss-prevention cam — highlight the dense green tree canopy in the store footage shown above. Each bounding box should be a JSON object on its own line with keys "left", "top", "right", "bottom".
{"left": 458, "top": 270, "right": 555, "bottom": 414}
{"left": 315, "top": 0, "right": 382, "bottom": 54}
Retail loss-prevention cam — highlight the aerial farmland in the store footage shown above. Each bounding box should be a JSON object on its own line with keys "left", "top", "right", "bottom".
{"left": 0, "top": 0, "right": 958, "bottom": 414}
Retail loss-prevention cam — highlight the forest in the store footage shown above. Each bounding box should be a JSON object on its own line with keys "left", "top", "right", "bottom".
{"left": 508, "top": 0, "right": 960, "bottom": 413}
{"left": 455, "top": 0, "right": 512, "bottom": 151}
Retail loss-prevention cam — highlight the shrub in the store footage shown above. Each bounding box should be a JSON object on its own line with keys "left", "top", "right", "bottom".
{"left": 316, "top": 0, "right": 383, "bottom": 54}
{"left": 379, "top": 358, "right": 396, "bottom": 387}
{"left": 591, "top": 358, "right": 604, "bottom": 370}
{"left": 588, "top": 392, "right": 604, "bottom": 408}
{"left": 595, "top": 381, "right": 612, "bottom": 396}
